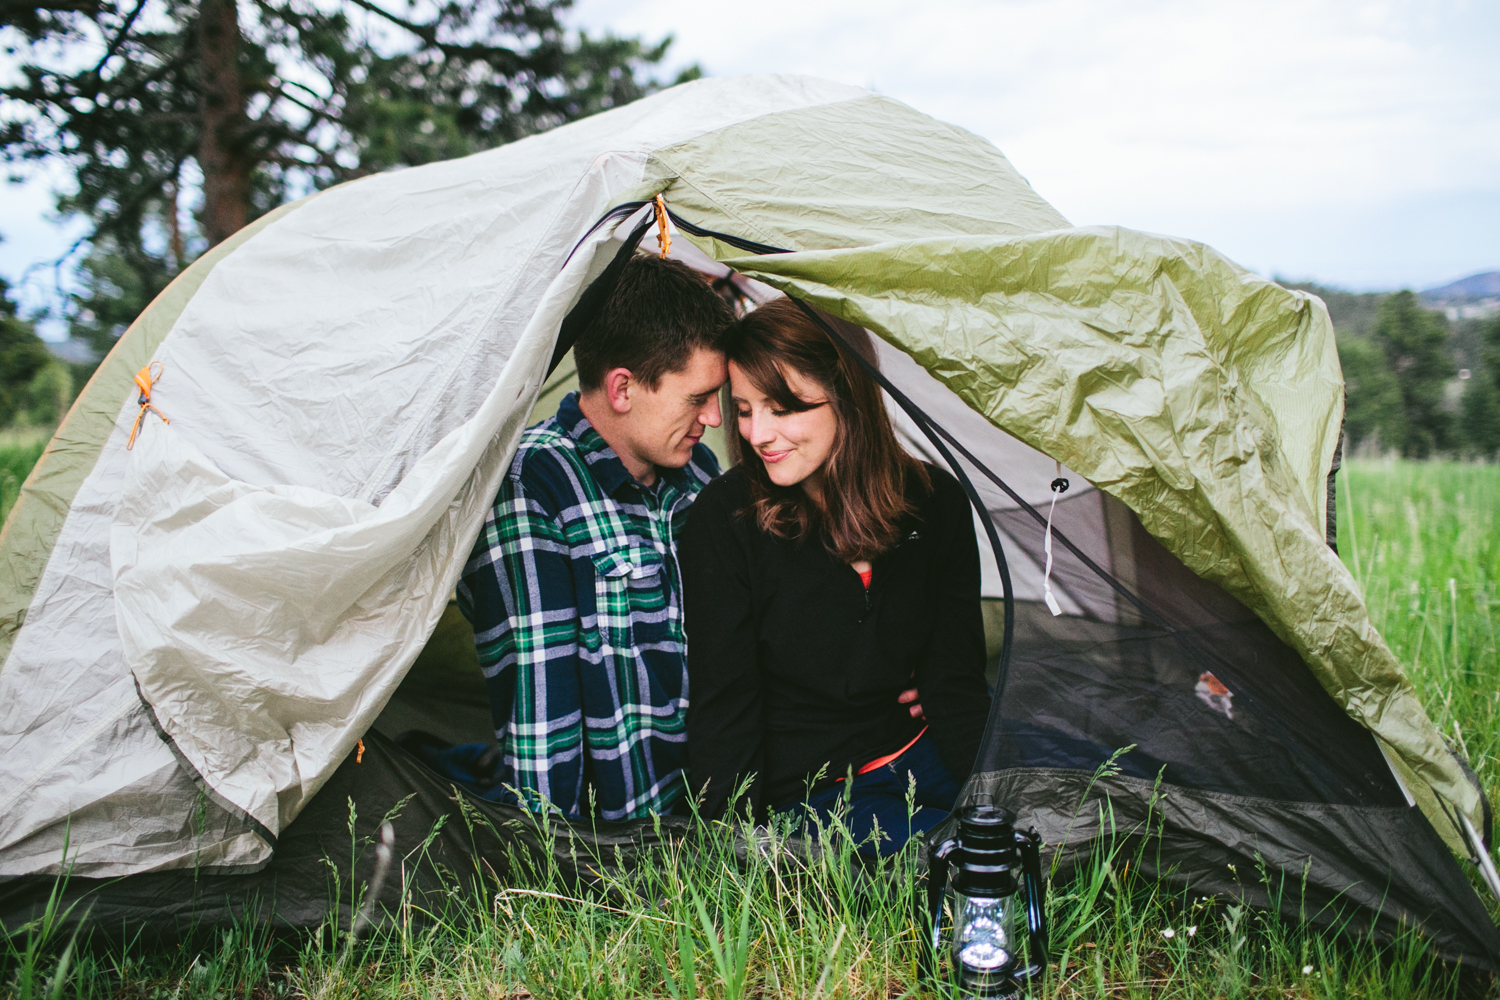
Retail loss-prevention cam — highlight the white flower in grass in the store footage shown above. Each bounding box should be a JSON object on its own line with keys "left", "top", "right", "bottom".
{"left": 1303, "top": 965, "right": 1315, "bottom": 975}
{"left": 1187, "top": 925, "right": 1197, "bottom": 937}
{"left": 1161, "top": 928, "right": 1175, "bottom": 939}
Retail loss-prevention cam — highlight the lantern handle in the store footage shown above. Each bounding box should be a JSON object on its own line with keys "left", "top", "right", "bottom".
{"left": 1018, "top": 827, "right": 1049, "bottom": 979}
{"left": 920, "top": 832, "right": 960, "bottom": 981}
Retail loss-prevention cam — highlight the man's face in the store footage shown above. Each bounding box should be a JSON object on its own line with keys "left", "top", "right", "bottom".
{"left": 622, "top": 346, "right": 728, "bottom": 470}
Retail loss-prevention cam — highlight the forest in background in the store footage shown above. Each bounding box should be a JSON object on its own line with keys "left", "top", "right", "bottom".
{"left": 1286, "top": 281, "right": 1500, "bottom": 459}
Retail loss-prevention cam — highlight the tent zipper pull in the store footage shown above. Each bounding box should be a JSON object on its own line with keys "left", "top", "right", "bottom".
{"left": 653, "top": 194, "right": 672, "bottom": 258}
{"left": 1042, "top": 465, "right": 1070, "bottom": 617}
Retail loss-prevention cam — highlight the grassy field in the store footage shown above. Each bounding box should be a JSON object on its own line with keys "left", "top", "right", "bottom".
{"left": 0, "top": 455, "right": 1496, "bottom": 999}
{"left": 0, "top": 428, "right": 48, "bottom": 529}
{"left": 1337, "top": 460, "right": 1499, "bottom": 815}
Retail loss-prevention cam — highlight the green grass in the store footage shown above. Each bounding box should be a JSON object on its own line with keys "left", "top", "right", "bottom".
{"left": 1337, "top": 460, "right": 1499, "bottom": 814}
{"left": 1, "top": 457, "right": 1497, "bottom": 999}
{"left": 1, "top": 803, "right": 1470, "bottom": 1000}
{"left": 0, "top": 428, "right": 49, "bottom": 529}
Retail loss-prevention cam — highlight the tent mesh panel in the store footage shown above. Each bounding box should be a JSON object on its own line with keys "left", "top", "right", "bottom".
{"left": 980, "top": 490, "right": 1405, "bottom": 808}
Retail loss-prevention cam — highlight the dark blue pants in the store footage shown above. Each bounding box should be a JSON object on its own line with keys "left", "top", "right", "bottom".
{"left": 777, "top": 731, "right": 962, "bottom": 857}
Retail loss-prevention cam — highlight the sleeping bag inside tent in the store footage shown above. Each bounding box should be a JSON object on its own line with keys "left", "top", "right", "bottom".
{"left": 0, "top": 73, "right": 1495, "bottom": 969}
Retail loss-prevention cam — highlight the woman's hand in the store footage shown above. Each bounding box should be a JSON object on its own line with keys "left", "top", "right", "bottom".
{"left": 898, "top": 686, "right": 925, "bottom": 720}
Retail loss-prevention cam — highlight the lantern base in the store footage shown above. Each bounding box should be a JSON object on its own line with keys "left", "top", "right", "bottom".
{"left": 957, "top": 967, "right": 1019, "bottom": 999}
{"left": 956, "top": 960, "right": 1042, "bottom": 999}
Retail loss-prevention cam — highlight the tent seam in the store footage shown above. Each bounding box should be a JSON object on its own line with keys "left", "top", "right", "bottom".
{"left": 648, "top": 150, "right": 806, "bottom": 254}
{"left": 978, "top": 767, "right": 1415, "bottom": 817}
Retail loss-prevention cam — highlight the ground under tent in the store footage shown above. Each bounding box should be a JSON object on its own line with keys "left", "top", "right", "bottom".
{"left": 0, "top": 74, "right": 1496, "bottom": 970}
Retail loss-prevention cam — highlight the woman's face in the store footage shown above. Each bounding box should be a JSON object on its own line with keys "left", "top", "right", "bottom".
{"left": 729, "top": 361, "right": 840, "bottom": 493}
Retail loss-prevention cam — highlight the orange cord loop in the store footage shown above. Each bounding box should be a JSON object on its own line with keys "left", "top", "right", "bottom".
{"left": 126, "top": 361, "right": 169, "bottom": 450}
{"left": 653, "top": 193, "right": 671, "bottom": 258}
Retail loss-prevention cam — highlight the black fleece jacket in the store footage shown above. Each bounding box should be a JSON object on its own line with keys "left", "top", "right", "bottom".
{"left": 681, "top": 463, "right": 991, "bottom": 820}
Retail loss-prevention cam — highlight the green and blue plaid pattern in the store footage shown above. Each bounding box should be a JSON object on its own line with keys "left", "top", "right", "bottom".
{"left": 457, "top": 392, "right": 718, "bottom": 820}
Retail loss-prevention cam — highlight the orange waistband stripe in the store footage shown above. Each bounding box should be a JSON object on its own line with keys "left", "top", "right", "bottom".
{"left": 837, "top": 725, "right": 930, "bottom": 782}
{"left": 859, "top": 725, "right": 928, "bottom": 775}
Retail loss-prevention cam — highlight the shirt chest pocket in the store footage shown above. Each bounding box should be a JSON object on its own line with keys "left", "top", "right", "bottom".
{"left": 588, "top": 545, "right": 669, "bottom": 649}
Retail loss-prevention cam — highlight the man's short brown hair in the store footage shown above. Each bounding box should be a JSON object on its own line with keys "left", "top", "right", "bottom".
{"left": 574, "top": 254, "right": 734, "bottom": 392}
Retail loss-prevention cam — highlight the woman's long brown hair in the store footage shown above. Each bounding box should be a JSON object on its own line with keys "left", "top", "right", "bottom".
{"left": 726, "top": 298, "right": 928, "bottom": 563}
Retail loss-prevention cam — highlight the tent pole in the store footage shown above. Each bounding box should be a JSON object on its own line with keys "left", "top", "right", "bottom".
{"left": 1460, "top": 812, "right": 1500, "bottom": 906}
{"left": 547, "top": 208, "right": 655, "bottom": 377}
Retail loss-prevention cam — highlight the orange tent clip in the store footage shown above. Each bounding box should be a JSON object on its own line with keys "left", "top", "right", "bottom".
{"left": 653, "top": 193, "right": 671, "bottom": 258}
{"left": 126, "top": 361, "right": 169, "bottom": 450}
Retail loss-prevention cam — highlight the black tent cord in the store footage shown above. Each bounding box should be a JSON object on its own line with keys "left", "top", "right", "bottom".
{"left": 563, "top": 202, "right": 648, "bottom": 267}
{"left": 548, "top": 207, "right": 655, "bottom": 378}
{"left": 552, "top": 200, "right": 1175, "bottom": 740}
{"left": 916, "top": 413, "right": 1177, "bottom": 635}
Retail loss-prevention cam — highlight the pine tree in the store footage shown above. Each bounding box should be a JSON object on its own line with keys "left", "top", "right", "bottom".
{"left": 3, "top": 0, "right": 695, "bottom": 358}
{"left": 1337, "top": 337, "right": 1404, "bottom": 453}
{"left": 1459, "top": 315, "right": 1500, "bottom": 459}
{"left": 1371, "top": 290, "right": 1455, "bottom": 458}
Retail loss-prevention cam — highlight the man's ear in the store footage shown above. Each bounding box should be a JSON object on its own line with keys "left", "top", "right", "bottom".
{"left": 603, "top": 367, "right": 634, "bottom": 414}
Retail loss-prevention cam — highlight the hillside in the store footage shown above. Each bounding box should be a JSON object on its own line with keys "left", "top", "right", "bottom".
{"left": 1421, "top": 270, "right": 1500, "bottom": 305}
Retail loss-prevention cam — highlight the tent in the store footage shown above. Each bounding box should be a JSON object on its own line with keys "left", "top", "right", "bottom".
{"left": 1, "top": 74, "right": 1496, "bottom": 967}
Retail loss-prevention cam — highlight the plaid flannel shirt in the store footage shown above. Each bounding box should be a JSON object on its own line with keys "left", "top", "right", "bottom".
{"left": 457, "top": 392, "right": 719, "bottom": 820}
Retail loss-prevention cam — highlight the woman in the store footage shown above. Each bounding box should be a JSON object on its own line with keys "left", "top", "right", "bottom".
{"left": 681, "top": 298, "right": 991, "bottom": 855}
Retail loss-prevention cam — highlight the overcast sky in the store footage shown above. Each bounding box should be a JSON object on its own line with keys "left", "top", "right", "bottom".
{"left": 3, "top": 0, "right": 1497, "bottom": 333}
{"left": 568, "top": 0, "right": 1498, "bottom": 291}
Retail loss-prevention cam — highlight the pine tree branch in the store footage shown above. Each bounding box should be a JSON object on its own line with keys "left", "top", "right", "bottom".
{"left": 340, "top": 0, "right": 529, "bottom": 69}
{"left": 25, "top": 0, "right": 107, "bottom": 11}
{"left": 259, "top": 150, "right": 339, "bottom": 170}
{"left": 340, "top": 0, "right": 439, "bottom": 44}
{"left": 33, "top": 145, "right": 191, "bottom": 292}
{"left": 263, "top": 83, "right": 334, "bottom": 123}
{"left": 88, "top": 0, "right": 149, "bottom": 77}
{"left": 278, "top": 77, "right": 331, "bottom": 103}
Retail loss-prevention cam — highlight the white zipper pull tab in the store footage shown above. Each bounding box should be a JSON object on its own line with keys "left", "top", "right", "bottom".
{"left": 1042, "top": 462, "right": 1070, "bottom": 617}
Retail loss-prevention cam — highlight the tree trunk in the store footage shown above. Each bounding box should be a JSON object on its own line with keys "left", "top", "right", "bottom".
{"left": 198, "top": 0, "right": 249, "bottom": 246}
{"left": 166, "top": 175, "right": 185, "bottom": 270}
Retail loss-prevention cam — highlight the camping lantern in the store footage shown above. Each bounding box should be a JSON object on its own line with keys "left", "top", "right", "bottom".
{"left": 925, "top": 802, "right": 1048, "bottom": 999}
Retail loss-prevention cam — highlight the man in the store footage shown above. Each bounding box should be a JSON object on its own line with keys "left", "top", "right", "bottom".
{"left": 458, "top": 253, "right": 733, "bottom": 820}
